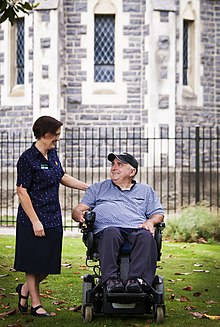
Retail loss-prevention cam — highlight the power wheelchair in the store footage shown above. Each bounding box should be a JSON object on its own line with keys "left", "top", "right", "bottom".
{"left": 80, "top": 211, "right": 166, "bottom": 323}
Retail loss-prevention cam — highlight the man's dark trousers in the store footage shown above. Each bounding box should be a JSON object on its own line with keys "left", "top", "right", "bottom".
{"left": 97, "top": 226, "right": 158, "bottom": 285}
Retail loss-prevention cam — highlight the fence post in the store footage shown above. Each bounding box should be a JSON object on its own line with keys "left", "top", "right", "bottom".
{"left": 195, "top": 125, "right": 200, "bottom": 204}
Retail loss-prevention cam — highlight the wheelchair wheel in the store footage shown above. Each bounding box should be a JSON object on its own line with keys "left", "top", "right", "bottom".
{"left": 82, "top": 276, "right": 93, "bottom": 306}
{"left": 84, "top": 305, "right": 93, "bottom": 322}
{"left": 155, "top": 306, "right": 164, "bottom": 324}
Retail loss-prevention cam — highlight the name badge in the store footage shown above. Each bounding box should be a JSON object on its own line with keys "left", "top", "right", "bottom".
{"left": 41, "top": 164, "right": 49, "bottom": 170}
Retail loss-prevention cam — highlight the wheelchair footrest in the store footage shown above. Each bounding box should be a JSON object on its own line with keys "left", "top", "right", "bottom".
{"left": 103, "top": 292, "right": 149, "bottom": 314}
{"left": 106, "top": 292, "right": 146, "bottom": 304}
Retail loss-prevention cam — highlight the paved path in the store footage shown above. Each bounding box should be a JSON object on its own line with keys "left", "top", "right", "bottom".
{"left": 0, "top": 227, "right": 16, "bottom": 235}
{"left": 0, "top": 227, "right": 81, "bottom": 237}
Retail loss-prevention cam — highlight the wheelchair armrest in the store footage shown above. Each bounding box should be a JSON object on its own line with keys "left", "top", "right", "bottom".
{"left": 80, "top": 211, "right": 96, "bottom": 260}
{"left": 154, "top": 222, "right": 165, "bottom": 261}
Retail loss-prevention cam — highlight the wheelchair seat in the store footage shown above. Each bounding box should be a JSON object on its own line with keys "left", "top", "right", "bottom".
{"left": 119, "top": 241, "right": 132, "bottom": 255}
{"left": 80, "top": 212, "right": 166, "bottom": 323}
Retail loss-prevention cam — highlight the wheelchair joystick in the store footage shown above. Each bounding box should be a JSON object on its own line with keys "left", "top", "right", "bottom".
{"left": 84, "top": 211, "right": 96, "bottom": 223}
{"left": 80, "top": 211, "right": 96, "bottom": 233}
{"left": 79, "top": 212, "right": 96, "bottom": 261}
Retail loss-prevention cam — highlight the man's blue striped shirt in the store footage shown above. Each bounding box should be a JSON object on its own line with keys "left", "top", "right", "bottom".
{"left": 81, "top": 179, "right": 164, "bottom": 234}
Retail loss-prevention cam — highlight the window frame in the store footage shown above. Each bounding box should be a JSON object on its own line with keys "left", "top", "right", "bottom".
{"left": 0, "top": 14, "right": 32, "bottom": 106}
{"left": 182, "top": 19, "right": 189, "bottom": 86}
{"left": 81, "top": 0, "right": 128, "bottom": 105}
{"left": 177, "top": 0, "right": 203, "bottom": 106}
{"left": 9, "top": 17, "right": 25, "bottom": 95}
{"left": 182, "top": 18, "right": 195, "bottom": 89}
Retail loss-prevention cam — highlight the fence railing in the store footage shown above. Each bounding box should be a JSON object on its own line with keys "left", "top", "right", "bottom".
{"left": 0, "top": 126, "right": 219, "bottom": 230}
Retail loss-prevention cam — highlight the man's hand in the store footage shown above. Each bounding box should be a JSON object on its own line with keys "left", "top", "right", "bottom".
{"left": 138, "top": 220, "right": 155, "bottom": 235}
{"left": 72, "top": 203, "right": 90, "bottom": 223}
{"left": 75, "top": 211, "right": 85, "bottom": 224}
{"left": 138, "top": 214, "right": 164, "bottom": 235}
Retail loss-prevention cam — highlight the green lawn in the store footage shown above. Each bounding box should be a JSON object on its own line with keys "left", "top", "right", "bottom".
{"left": 0, "top": 235, "right": 220, "bottom": 326}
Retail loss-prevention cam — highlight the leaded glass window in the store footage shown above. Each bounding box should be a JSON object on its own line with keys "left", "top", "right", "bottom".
{"left": 94, "top": 14, "right": 115, "bottom": 82}
{"left": 183, "top": 20, "right": 188, "bottom": 85}
{"left": 16, "top": 18, "right": 24, "bottom": 85}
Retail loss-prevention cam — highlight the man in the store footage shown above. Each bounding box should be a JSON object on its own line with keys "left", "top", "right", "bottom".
{"left": 72, "top": 152, "right": 164, "bottom": 293}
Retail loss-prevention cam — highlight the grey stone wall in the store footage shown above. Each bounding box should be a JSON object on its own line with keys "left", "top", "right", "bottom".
{"left": 0, "top": 0, "right": 219, "bottom": 135}
{"left": 0, "top": 106, "right": 33, "bottom": 135}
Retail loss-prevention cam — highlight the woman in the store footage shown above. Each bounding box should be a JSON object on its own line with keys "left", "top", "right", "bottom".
{"left": 14, "top": 116, "right": 88, "bottom": 317}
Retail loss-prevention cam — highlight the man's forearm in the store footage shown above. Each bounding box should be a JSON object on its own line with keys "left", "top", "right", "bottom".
{"left": 148, "top": 214, "right": 164, "bottom": 226}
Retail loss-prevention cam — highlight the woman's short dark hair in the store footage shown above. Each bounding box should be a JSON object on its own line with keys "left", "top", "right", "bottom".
{"left": 32, "top": 116, "right": 63, "bottom": 139}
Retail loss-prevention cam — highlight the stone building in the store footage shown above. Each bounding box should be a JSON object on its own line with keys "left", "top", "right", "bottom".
{"left": 0, "top": 0, "right": 220, "bottom": 220}
{"left": 0, "top": 0, "right": 219, "bottom": 155}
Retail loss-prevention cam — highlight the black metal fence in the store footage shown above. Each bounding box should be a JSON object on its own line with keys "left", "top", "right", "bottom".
{"left": 0, "top": 126, "right": 219, "bottom": 230}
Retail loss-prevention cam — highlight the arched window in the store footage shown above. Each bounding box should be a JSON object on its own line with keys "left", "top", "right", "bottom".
{"left": 15, "top": 18, "right": 25, "bottom": 86}
{"left": 0, "top": 14, "right": 32, "bottom": 105}
{"left": 81, "top": 0, "right": 127, "bottom": 105}
{"left": 182, "top": 3, "right": 195, "bottom": 89}
{"left": 177, "top": 0, "right": 203, "bottom": 106}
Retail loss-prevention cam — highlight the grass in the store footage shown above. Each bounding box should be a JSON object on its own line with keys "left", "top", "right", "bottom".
{"left": 0, "top": 235, "right": 220, "bottom": 326}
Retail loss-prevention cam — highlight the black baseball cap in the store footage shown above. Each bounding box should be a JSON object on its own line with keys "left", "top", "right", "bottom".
{"left": 108, "top": 152, "right": 138, "bottom": 173}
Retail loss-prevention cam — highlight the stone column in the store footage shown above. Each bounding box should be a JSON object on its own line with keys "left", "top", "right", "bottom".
{"left": 144, "top": 0, "right": 176, "bottom": 167}
{"left": 33, "top": 0, "right": 61, "bottom": 122}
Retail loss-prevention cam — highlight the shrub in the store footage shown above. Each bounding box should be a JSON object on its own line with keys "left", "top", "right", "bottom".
{"left": 164, "top": 206, "right": 220, "bottom": 243}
